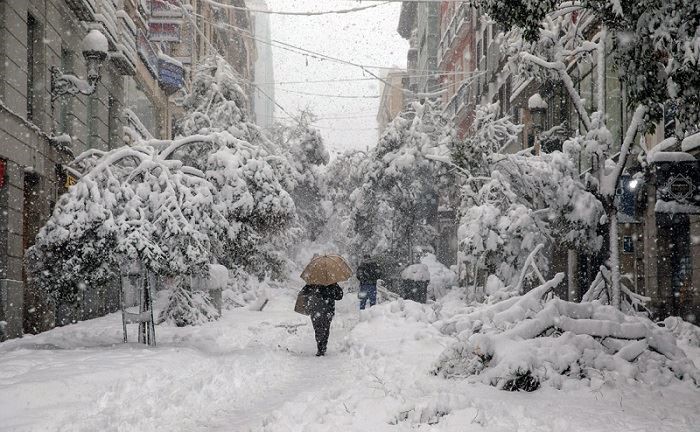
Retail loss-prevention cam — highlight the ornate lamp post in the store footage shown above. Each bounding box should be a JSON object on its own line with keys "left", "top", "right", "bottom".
{"left": 49, "top": 29, "right": 109, "bottom": 101}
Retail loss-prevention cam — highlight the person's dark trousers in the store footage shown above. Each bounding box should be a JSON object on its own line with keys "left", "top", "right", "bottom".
{"left": 359, "top": 283, "right": 377, "bottom": 310}
{"left": 311, "top": 312, "right": 332, "bottom": 355}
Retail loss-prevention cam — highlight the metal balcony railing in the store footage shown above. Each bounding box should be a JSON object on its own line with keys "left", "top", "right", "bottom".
{"left": 150, "top": 0, "right": 183, "bottom": 18}
{"left": 65, "top": 0, "right": 97, "bottom": 22}
{"left": 438, "top": 3, "right": 470, "bottom": 66}
{"left": 111, "top": 10, "right": 138, "bottom": 75}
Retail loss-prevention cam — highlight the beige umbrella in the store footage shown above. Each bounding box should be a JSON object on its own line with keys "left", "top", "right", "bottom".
{"left": 300, "top": 254, "right": 353, "bottom": 286}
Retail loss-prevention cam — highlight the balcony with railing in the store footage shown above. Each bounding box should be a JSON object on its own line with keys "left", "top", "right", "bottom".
{"left": 443, "top": 80, "right": 473, "bottom": 120}
{"left": 65, "top": 0, "right": 97, "bottom": 21}
{"left": 111, "top": 10, "right": 138, "bottom": 75}
{"left": 93, "top": 0, "right": 120, "bottom": 48}
{"left": 148, "top": 19, "right": 182, "bottom": 42}
{"left": 437, "top": 3, "right": 469, "bottom": 67}
{"left": 149, "top": 0, "right": 183, "bottom": 18}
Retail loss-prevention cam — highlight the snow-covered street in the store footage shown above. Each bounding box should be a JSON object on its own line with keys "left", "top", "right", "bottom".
{"left": 2, "top": 290, "right": 698, "bottom": 432}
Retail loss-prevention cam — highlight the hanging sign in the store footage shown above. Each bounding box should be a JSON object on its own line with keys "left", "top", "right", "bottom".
{"left": 654, "top": 155, "right": 700, "bottom": 214}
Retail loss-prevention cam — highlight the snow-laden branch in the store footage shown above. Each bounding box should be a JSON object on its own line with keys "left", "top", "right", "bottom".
{"left": 519, "top": 53, "right": 592, "bottom": 130}
{"left": 599, "top": 105, "right": 646, "bottom": 197}
{"left": 561, "top": 40, "right": 599, "bottom": 57}
{"left": 433, "top": 273, "right": 700, "bottom": 390}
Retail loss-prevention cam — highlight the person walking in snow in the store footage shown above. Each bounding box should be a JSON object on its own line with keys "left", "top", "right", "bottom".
{"left": 357, "top": 254, "right": 381, "bottom": 310}
{"left": 299, "top": 283, "right": 344, "bottom": 356}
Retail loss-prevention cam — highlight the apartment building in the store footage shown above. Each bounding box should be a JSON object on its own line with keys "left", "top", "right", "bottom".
{"left": 397, "top": 0, "right": 440, "bottom": 103}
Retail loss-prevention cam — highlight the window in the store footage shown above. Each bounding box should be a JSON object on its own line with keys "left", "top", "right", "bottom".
{"left": 26, "top": 14, "right": 38, "bottom": 121}
{"left": 108, "top": 95, "right": 117, "bottom": 150}
{"left": 605, "top": 50, "right": 623, "bottom": 150}
{"left": 623, "top": 236, "right": 634, "bottom": 253}
{"left": 58, "top": 48, "right": 74, "bottom": 134}
{"left": 87, "top": 92, "right": 98, "bottom": 148}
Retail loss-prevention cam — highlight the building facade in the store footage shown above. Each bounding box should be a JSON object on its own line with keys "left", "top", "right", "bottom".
{"left": 376, "top": 69, "right": 406, "bottom": 136}
{"left": 398, "top": 0, "right": 440, "bottom": 101}
{"left": 248, "top": 0, "right": 275, "bottom": 130}
{"left": 0, "top": 0, "right": 131, "bottom": 338}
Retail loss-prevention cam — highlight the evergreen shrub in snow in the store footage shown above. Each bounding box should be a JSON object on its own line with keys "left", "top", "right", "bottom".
{"left": 160, "top": 279, "right": 220, "bottom": 327}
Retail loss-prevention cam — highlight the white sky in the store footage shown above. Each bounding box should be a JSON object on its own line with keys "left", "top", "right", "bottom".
{"left": 268, "top": 1, "right": 408, "bottom": 155}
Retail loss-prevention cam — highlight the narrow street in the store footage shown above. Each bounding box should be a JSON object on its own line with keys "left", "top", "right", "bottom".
{"left": 0, "top": 293, "right": 360, "bottom": 431}
{"left": 2, "top": 289, "right": 699, "bottom": 432}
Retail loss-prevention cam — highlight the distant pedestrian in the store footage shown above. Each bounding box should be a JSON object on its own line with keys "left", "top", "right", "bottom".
{"left": 299, "top": 283, "right": 344, "bottom": 356}
{"left": 357, "top": 254, "right": 381, "bottom": 310}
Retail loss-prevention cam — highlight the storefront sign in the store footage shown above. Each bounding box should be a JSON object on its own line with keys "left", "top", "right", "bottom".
{"left": 65, "top": 174, "right": 77, "bottom": 188}
{"left": 137, "top": 30, "right": 159, "bottom": 78}
{"left": 148, "top": 21, "right": 181, "bottom": 42}
{"left": 158, "top": 56, "right": 185, "bottom": 94}
{"left": 654, "top": 158, "right": 700, "bottom": 214}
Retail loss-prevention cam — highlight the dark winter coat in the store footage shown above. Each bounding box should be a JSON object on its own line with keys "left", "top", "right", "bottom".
{"left": 357, "top": 261, "right": 381, "bottom": 284}
{"left": 300, "top": 283, "right": 344, "bottom": 317}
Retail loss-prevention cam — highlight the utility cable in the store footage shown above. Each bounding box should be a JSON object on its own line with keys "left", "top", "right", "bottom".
{"left": 200, "top": 0, "right": 391, "bottom": 16}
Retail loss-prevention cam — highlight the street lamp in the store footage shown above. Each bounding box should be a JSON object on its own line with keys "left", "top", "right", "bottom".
{"left": 50, "top": 29, "right": 109, "bottom": 101}
{"left": 528, "top": 93, "right": 548, "bottom": 155}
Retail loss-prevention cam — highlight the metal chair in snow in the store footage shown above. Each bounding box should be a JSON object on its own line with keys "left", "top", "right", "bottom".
{"left": 119, "top": 262, "right": 156, "bottom": 346}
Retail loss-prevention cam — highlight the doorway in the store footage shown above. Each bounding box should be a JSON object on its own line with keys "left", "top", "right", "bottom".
{"left": 656, "top": 213, "right": 692, "bottom": 320}
{"left": 22, "top": 172, "right": 52, "bottom": 333}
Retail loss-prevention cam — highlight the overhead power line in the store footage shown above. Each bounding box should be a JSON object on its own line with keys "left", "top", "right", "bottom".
{"left": 173, "top": 3, "right": 478, "bottom": 77}
{"left": 200, "top": 0, "right": 391, "bottom": 16}
{"left": 184, "top": 6, "right": 489, "bottom": 100}
{"left": 277, "top": 87, "right": 380, "bottom": 99}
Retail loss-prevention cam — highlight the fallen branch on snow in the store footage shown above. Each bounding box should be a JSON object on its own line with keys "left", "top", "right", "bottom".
{"left": 432, "top": 273, "right": 700, "bottom": 391}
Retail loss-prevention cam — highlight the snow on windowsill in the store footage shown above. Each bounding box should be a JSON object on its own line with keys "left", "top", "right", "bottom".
{"left": 158, "top": 52, "right": 184, "bottom": 68}
{"left": 655, "top": 200, "right": 700, "bottom": 214}
{"left": 681, "top": 131, "right": 700, "bottom": 153}
{"left": 648, "top": 151, "right": 695, "bottom": 164}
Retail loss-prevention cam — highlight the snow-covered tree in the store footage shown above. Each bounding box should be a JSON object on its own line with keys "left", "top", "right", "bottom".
{"left": 168, "top": 56, "right": 296, "bottom": 281}
{"left": 451, "top": 104, "right": 602, "bottom": 299}
{"left": 268, "top": 110, "right": 330, "bottom": 243}
{"left": 29, "top": 56, "right": 296, "bottom": 325}
{"left": 286, "top": 148, "right": 373, "bottom": 260}
{"left": 28, "top": 146, "right": 219, "bottom": 312}
{"left": 475, "top": 0, "right": 700, "bottom": 308}
{"left": 481, "top": 0, "right": 700, "bottom": 135}
{"left": 351, "top": 100, "right": 458, "bottom": 272}
{"left": 430, "top": 3, "right": 700, "bottom": 394}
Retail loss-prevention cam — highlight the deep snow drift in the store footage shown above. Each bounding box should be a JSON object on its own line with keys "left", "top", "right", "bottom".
{"left": 1, "top": 287, "right": 699, "bottom": 432}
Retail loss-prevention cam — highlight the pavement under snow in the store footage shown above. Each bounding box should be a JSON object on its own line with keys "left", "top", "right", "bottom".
{"left": 1, "top": 290, "right": 699, "bottom": 432}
